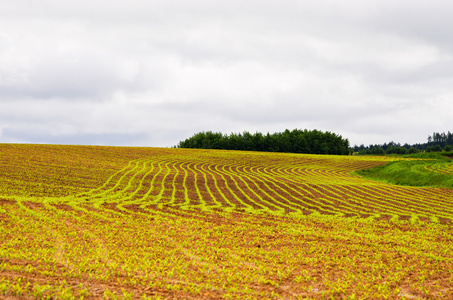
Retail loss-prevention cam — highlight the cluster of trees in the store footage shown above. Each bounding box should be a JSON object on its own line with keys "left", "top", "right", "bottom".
{"left": 354, "top": 131, "right": 453, "bottom": 155}
{"left": 177, "top": 129, "right": 350, "bottom": 155}
{"left": 428, "top": 131, "right": 453, "bottom": 147}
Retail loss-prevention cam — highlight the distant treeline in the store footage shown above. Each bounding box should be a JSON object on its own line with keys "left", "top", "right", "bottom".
{"left": 177, "top": 129, "right": 350, "bottom": 155}
{"left": 354, "top": 131, "right": 453, "bottom": 155}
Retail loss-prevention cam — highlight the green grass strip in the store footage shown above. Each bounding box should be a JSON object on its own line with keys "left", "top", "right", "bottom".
{"left": 355, "top": 159, "right": 453, "bottom": 190}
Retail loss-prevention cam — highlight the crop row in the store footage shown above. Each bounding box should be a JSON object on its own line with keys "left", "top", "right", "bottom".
{"left": 66, "top": 154, "right": 453, "bottom": 223}
{"left": 426, "top": 162, "right": 453, "bottom": 175}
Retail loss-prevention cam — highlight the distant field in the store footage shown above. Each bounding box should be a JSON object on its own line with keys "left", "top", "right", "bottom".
{"left": 356, "top": 153, "right": 453, "bottom": 191}
{"left": 1, "top": 144, "right": 453, "bottom": 299}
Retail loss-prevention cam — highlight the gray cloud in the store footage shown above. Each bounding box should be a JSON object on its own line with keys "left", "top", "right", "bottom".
{"left": 1, "top": 0, "right": 452, "bottom": 147}
{"left": 1, "top": 127, "right": 149, "bottom": 146}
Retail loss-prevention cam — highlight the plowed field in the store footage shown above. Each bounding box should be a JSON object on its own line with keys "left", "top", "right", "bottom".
{"left": 1, "top": 144, "right": 453, "bottom": 299}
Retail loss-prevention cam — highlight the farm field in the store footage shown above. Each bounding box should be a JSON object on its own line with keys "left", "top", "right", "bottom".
{"left": 1, "top": 144, "right": 453, "bottom": 299}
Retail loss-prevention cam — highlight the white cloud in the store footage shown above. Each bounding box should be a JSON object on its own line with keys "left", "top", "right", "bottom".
{"left": 0, "top": 0, "right": 452, "bottom": 147}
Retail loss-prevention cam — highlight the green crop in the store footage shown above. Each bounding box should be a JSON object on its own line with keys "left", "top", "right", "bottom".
{"left": 1, "top": 144, "right": 453, "bottom": 298}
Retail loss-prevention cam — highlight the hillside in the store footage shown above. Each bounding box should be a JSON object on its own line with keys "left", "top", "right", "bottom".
{"left": 1, "top": 144, "right": 453, "bottom": 299}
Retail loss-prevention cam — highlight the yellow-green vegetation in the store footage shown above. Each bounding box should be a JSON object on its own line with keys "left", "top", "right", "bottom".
{"left": 1, "top": 144, "right": 453, "bottom": 299}
{"left": 356, "top": 152, "right": 453, "bottom": 190}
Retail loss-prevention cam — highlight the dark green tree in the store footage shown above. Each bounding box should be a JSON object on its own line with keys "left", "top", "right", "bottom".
{"left": 177, "top": 129, "right": 350, "bottom": 155}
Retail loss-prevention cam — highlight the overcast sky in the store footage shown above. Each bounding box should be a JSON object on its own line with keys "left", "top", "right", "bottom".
{"left": 1, "top": 0, "right": 452, "bottom": 147}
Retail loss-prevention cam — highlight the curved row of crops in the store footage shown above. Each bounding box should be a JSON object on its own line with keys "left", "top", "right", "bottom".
{"left": 1, "top": 145, "right": 452, "bottom": 224}
{"left": 52, "top": 151, "right": 452, "bottom": 224}
{"left": 2, "top": 145, "right": 452, "bottom": 223}
{"left": 426, "top": 162, "right": 453, "bottom": 175}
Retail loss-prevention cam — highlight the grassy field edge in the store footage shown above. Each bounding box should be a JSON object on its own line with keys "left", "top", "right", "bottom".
{"left": 354, "top": 152, "right": 453, "bottom": 189}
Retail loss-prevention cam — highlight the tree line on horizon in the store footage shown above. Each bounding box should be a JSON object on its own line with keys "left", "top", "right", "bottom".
{"left": 353, "top": 131, "right": 453, "bottom": 155}
{"left": 176, "top": 129, "right": 350, "bottom": 155}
